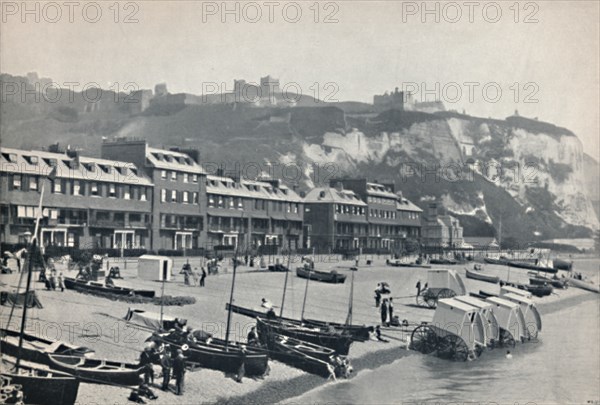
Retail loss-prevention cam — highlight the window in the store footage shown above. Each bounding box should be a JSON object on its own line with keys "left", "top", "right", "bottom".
{"left": 171, "top": 171, "right": 177, "bottom": 181}
{"left": 238, "top": 198, "right": 243, "bottom": 209}
{"left": 192, "top": 192, "right": 199, "bottom": 205}
{"left": 91, "top": 182, "right": 99, "bottom": 196}
{"left": 161, "top": 189, "right": 167, "bottom": 203}
{"left": 123, "top": 186, "right": 131, "bottom": 200}
{"left": 182, "top": 191, "right": 189, "bottom": 204}
{"left": 183, "top": 173, "right": 189, "bottom": 183}
{"left": 229, "top": 198, "right": 234, "bottom": 208}
{"left": 192, "top": 174, "right": 198, "bottom": 183}
{"left": 161, "top": 170, "right": 167, "bottom": 179}
{"left": 218, "top": 196, "right": 223, "bottom": 208}
{"left": 109, "top": 184, "right": 116, "bottom": 198}
{"left": 73, "top": 180, "right": 81, "bottom": 196}
{"left": 12, "top": 175, "right": 22, "bottom": 190}
{"left": 140, "top": 188, "right": 147, "bottom": 201}
{"left": 29, "top": 176, "right": 38, "bottom": 191}
{"left": 52, "top": 180, "right": 62, "bottom": 194}
{"left": 171, "top": 190, "right": 177, "bottom": 202}
{"left": 208, "top": 195, "right": 215, "bottom": 207}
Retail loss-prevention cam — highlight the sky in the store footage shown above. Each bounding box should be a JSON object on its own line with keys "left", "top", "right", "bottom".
{"left": 1, "top": 0, "right": 599, "bottom": 159}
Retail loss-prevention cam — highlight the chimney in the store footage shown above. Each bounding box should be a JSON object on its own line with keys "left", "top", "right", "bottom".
{"left": 67, "top": 150, "right": 80, "bottom": 169}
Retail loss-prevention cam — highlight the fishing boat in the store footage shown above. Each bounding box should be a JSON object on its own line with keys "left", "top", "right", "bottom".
{"left": 568, "top": 278, "right": 599, "bottom": 293}
{"left": 225, "top": 303, "right": 370, "bottom": 342}
{"left": 387, "top": 260, "right": 431, "bottom": 269}
{"left": 264, "top": 334, "right": 349, "bottom": 378}
{"left": 268, "top": 264, "right": 289, "bottom": 272}
{"left": 147, "top": 331, "right": 269, "bottom": 376}
{"left": 64, "top": 277, "right": 155, "bottom": 298}
{"left": 429, "top": 258, "right": 458, "bottom": 265}
{"left": 0, "top": 328, "right": 94, "bottom": 366}
{"left": 256, "top": 317, "right": 353, "bottom": 355}
{"left": 296, "top": 267, "right": 346, "bottom": 284}
{"left": 505, "top": 260, "right": 558, "bottom": 274}
{"left": 553, "top": 259, "right": 573, "bottom": 271}
{"left": 47, "top": 354, "right": 143, "bottom": 386}
{"left": 1, "top": 358, "right": 80, "bottom": 405}
{"left": 528, "top": 275, "right": 568, "bottom": 289}
{"left": 465, "top": 269, "right": 500, "bottom": 284}
{"left": 523, "top": 284, "right": 553, "bottom": 297}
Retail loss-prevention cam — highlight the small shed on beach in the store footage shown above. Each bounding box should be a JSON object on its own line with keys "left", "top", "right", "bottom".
{"left": 427, "top": 269, "right": 467, "bottom": 296}
{"left": 138, "top": 255, "right": 173, "bottom": 281}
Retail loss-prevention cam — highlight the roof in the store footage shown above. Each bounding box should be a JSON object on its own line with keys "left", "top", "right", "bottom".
{"left": 464, "top": 237, "right": 498, "bottom": 246}
{"left": 486, "top": 296, "right": 520, "bottom": 309}
{"left": 437, "top": 298, "right": 476, "bottom": 313}
{"left": 502, "top": 292, "right": 534, "bottom": 305}
{"left": 146, "top": 147, "right": 206, "bottom": 174}
{"left": 454, "top": 295, "right": 492, "bottom": 309}
{"left": 0, "top": 147, "right": 153, "bottom": 186}
{"left": 206, "top": 175, "right": 303, "bottom": 202}
{"left": 303, "top": 187, "right": 367, "bottom": 206}
{"left": 396, "top": 198, "right": 423, "bottom": 212}
{"left": 366, "top": 182, "right": 397, "bottom": 199}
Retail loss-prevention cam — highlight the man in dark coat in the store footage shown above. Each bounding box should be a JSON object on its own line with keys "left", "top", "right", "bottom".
{"left": 160, "top": 349, "right": 172, "bottom": 391}
{"left": 172, "top": 349, "right": 186, "bottom": 395}
{"left": 200, "top": 267, "right": 207, "bottom": 287}
{"left": 139, "top": 347, "right": 155, "bottom": 385}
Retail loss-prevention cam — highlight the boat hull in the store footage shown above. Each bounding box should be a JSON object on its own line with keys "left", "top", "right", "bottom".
{"left": 64, "top": 277, "right": 155, "bottom": 298}
{"left": 265, "top": 334, "right": 340, "bottom": 378}
{"left": 465, "top": 269, "right": 500, "bottom": 284}
{"left": 1, "top": 364, "right": 80, "bottom": 405}
{"left": 0, "top": 328, "right": 94, "bottom": 366}
{"left": 256, "top": 318, "right": 353, "bottom": 355}
{"left": 47, "top": 354, "right": 143, "bottom": 386}
{"left": 296, "top": 268, "right": 346, "bottom": 284}
{"left": 225, "top": 303, "right": 370, "bottom": 342}
{"left": 568, "top": 278, "right": 600, "bottom": 293}
{"left": 149, "top": 333, "right": 269, "bottom": 376}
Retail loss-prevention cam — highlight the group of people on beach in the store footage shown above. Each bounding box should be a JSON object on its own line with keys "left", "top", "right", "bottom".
{"left": 40, "top": 260, "right": 66, "bottom": 291}
{"left": 181, "top": 263, "right": 207, "bottom": 287}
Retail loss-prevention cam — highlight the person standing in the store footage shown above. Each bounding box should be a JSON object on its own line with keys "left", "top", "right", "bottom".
{"left": 247, "top": 326, "right": 259, "bottom": 346}
{"left": 416, "top": 280, "right": 421, "bottom": 297}
{"left": 380, "top": 298, "right": 388, "bottom": 326}
{"left": 160, "top": 350, "right": 172, "bottom": 391}
{"left": 140, "top": 347, "right": 154, "bottom": 385}
{"left": 57, "top": 272, "right": 65, "bottom": 292}
{"left": 388, "top": 298, "right": 394, "bottom": 326}
{"left": 374, "top": 288, "right": 381, "bottom": 308}
{"left": 173, "top": 349, "right": 186, "bottom": 396}
{"left": 200, "top": 267, "right": 207, "bottom": 287}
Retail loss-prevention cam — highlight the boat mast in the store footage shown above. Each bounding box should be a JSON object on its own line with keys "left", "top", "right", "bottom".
{"left": 279, "top": 246, "right": 291, "bottom": 318}
{"left": 345, "top": 257, "right": 357, "bottom": 326}
{"left": 300, "top": 263, "right": 311, "bottom": 321}
{"left": 16, "top": 182, "right": 45, "bottom": 371}
{"left": 225, "top": 213, "right": 243, "bottom": 350}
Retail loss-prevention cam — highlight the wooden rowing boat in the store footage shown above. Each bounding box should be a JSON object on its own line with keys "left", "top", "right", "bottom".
{"left": 64, "top": 277, "right": 155, "bottom": 298}
{"left": 264, "top": 334, "right": 347, "bottom": 378}
{"left": 465, "top": 269, "right": 500, "bottom": 284}
{"left": 387, "top": 260, "right": 431, "bottom": 269}
{"left": 47, "top": 354, "right": 143, "bottom": 386}
{"left": 506, "top": 261, "right": 558, "bottom": 274}
{"left": 529, "top": 275, "right": 568, "bottom": 289}
{"left": 0, "top": 328, "right": 94, "bottom": 366}
{"left": 1, "top": 358, "right": 80, "bottom": 405}
{"left": 225, "top": 303, "right": 370, "bottom": 342}
{"left": 296, "top": 267, "right": 346, "bottom": 284}
{"left": 147, "top": 332, "right": 269, "bottom": 376}
{"left": 256, "top": 317, "right": 353, "bottom": 355}
{"left": 568, "top": 278, "right": 600, "bottom": 293}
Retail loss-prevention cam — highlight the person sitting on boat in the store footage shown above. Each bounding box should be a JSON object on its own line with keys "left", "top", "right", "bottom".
{"left": 109, "top": 266, "right": 121, "bottom": 279}
{"left": 185, "top": 327, "right": 197, "bottom": 344}
{"left": 261, "top": 298, "right": 273, "bottom": 309}
{"left": 266, "top": 308, "right": 277, "bottom": 319}
{"left": 105, "top": 274, "right": 115, "bottom": 287}
{"left": 247, "top": 326, "right": 259, "bottom": 346}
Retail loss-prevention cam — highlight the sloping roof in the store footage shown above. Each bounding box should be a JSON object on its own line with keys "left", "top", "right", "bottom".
{"left": 146, "top": 147, "right": 206, "bottom": 174}
{"left": 206, "top": 175, "right": 302, "bottom": 202}
{"left": 366, "top": 182, "right": 397, "bottom": 199}
{"left": 304, "top": 187, "right": 367, "bottom": 206}
{"left": 396, "top": 198, "right": 423, "bottom": 212}
{"left": 0, "top": 147, "right": 152, "bottom": 186}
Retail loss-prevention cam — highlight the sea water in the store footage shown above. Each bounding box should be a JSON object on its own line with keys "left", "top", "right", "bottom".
{"left": 287, "top": 260, "right": 600, "bottom": 405}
